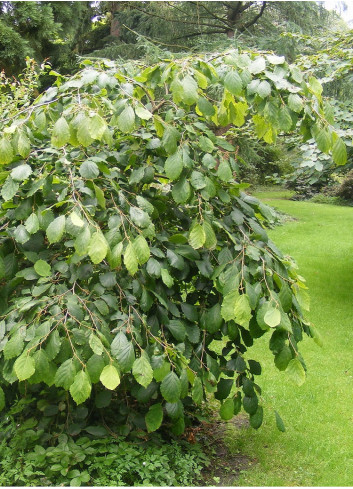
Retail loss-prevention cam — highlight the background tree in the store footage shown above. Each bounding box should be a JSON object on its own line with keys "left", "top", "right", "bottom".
{"left": 0, "top": 1, "right": 96, "bottom": 75}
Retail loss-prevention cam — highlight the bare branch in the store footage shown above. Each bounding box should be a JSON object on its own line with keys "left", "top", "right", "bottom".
{"left": 240, "top": 1, "right": 267, "bottom": 31}
{"left": 189, "top": 1, "right": 229, "bottom": 25}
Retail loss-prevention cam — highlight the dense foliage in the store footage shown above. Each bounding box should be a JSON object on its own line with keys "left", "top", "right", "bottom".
{"left": 0, "top": 48, "right": 342, "bottom": 436}
{"left": 271, "top": 28, "right": 353, "bottom": 198}
{"left": 0, "top": 401, "right": 207, "bottom": 486}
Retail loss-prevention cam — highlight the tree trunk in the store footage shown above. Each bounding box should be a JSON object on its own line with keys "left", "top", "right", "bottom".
{"left": 110, "top": 1, "right": 122, "bottom": 38}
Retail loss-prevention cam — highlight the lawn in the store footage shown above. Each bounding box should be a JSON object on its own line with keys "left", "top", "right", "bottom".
{"left": 228, "top": 192, "right": 353, "bottom": 486}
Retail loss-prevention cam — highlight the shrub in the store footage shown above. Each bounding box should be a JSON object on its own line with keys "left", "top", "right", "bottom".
{"left": 0, "top": 49, "right": 338, "bottom": 435}
{"left": 335, "top": 169, "right": 353, "bottom": 202}
{"left": 0, "top": 407, "right": 207, "bottom": 486}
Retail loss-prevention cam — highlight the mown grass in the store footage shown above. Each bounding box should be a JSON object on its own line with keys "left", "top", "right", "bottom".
{"left": 227, "top": 193, "right": 353, "bottom": 486}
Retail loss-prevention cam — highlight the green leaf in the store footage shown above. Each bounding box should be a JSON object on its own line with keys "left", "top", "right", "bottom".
{"left": 133, "top": 235, "right": 150, "bottom": 265}
{"left": 108, "top": 241, "right": 123, "bottom": 269}
{"left": 145, "top": 403, "right": 163, "bottom": 432}
{"left": 14, "top": 225, "right": 30, "bottom": 244}
{"left": 243, "top": 395, "right": 258, "bottom": 414}
{"left": 11, "top": 164, "right": 32, "bottom": 182}
{"left": 94, "top": 184, "right": 106, "bottom": 209}
{"left": 34, "top": 111, "right": 47, "bottom": 131}
{"left": 70, "top": 370, "right": 92, "bottom": 405}
{"left": 135, "top": 105, "right": 153, "bottom": 120}
{"left": 172, "top": 177, "right": 191, "bottom": 204}
{"left": 161, "top": 125, "right": 180, "bottom": 154}
{"left": 136, "top": 196, "right": 154, "bottom": 215}
{"left": 4, "top": 333, "right": 24, "bottom": 360}
{"left": 14, "top": 353, "right": 35, "bottom": 381}
{"left": 192, "top": 376, "right": 203, "bottom": 404}
{"left": 224, "top": 70, "right": 243, "bottom": 95}
{"left": 217, "top": 160, "right": 233, "bottom": 182}
{"left": 181, "top": 303, "right": 198, "bottom": 322}
{"left": 165, "top": 151, "right": 183, "bottom": 181}
{"left": 309, "top": 325, "right": 323, "bottom": 348}
{"left": 274, "top": 345, "right": 292, "bottom": 371}
{"left": 188, "top": 224, "right": 206, "bottom": 249}
{"left": 197, "top": 97, "right": 215, "bottom": 116}
{"left": 275, "top": 410, "right": 286, "bottom": 432}
{"left": 279, "top": 106, "right": 293, "bottom": 132}
{"left": 221, "top": 290, "right": 238, "bottom": 322}
{"left": 249, "top": 56, "right": 266, "bottom": 74}
{"left": 124, "top": 242, "right": 138, "bottom": 275}
{"left": 279, "top": 285, "right": 292, "bottom": 312}
{"left": 30, "top": 350, "right": 50, "bottom": 384}
{"left": 234, "top": 294, "right": 252, "bottom": 328}
{"left": 286, "top": 357, "right": 306, "bottom": 386}
{"left": 45, "top": 330, "right": 61, "bottom": 360}
{"left": 132, "top": 352, "right": 153, "bottom": 388}
{"left": 161, "top": 268, "right": 174, "bottom": 287}
{"left": 220, "top": 398, "right": 234, "bottom": 420}
{"left": 257, "top": 80, "right": 271, "bottom": 98}
{"left": 51, "top": 117, "right": 70, "bottom": 148}
{"left": 130, "top": 207, "right": 151, "bottom": 228}
{"left": 264, "top": 307, "right": 281, "bottom": 328}
{"left": 100, "top": 364, "right": 120, "bottom": 390}
{"left": 77, "top": 117, "right": 94, "bottom": 147}
{"left": 250, "top": 406, "right": 263, "bottom": 429}
{"left": 288, "top": 93, "right": 303, "bottom": 113}
{"left": 89, "top": 114, "right": 107, "bottom": 140}
{"left": 313, "top": 126, "right": 331, "bottom": 154}
{"left": 54, "top": 359, "right": 76, "bottom": 389}
{"left": 153, "top": 361, "right": 170, "bottom": 382}
{"left": 332, "top": 136, "right": 347, "bottom": 165}
{"left": 0, "top": 386, "right": 5, "bottom": 411}
{"left": 166, "top": 400, "right": 183, "bottom": 419}
{"left": 267, "top": 54, "right": 285, "bottom": 65}
{"left": 147, "top": 257, "right": 161, "bottom": 277}
{"left": 1, "top": 177, "right": 19, "bottom": 201}
{"left": 202, "top": 221, "right": 217, "bottom": 249}
{"left": 34, "top": 259, "right": 51, "bottom": 277}
{"left": 89, "top": 333, "right": 104, "bottom": 355}
{"left": 309, "top": 75, "right": 323, "bottom": 97}
{"left": 79, "top": 160, "right": 99, "bottom": 179}
{"left": 17, "top": 132, "right": 31, "bottom": 158}
{"left": 167, "top": 319, "right": 186, "bottom": 342}
{"left": 87, "top": 354, "right": 105, "bottom": 384}
{"left": 0, "top": 138, "right": 14, "bottom": 165}
{"left": 203, "top": 303, "right": 223, "bottom": 334}
{"left": 181, "top": 75, "right": 198, "bottom": 105}
{"left": 74, "top": 226, "right": 91, "bottom": 256}
{"left": 70, "top": 211, "right": 84, "bottom": 228}
{"left": 111, "top": 332, "right": 135, "bottom": 372}
{"left": 88, "top": 231, "right": 109, "bottom": 264}
{"left": 46, "top": 215, "right": 66, "bottom": 244}
{"left": 190, "top": 170, "right": 206, "bottom": 189}
{"left": 25, "top": 213, "right": 40, "bottom": 234}
{"left": 117, "top": 106, "right": 135, "bottom": 133}
{"left": 160, "top": 371, "right": 181, "bottom": 403}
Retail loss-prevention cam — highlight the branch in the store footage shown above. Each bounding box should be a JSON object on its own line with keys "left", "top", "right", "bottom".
{"left": 0, "top": 98, "right": 59, "bottom": 125}
{"left": 238, "top": 1, "right": 255, "bottom": 14}
{"left": 239, "top": 1, "right": 267, "bottom": 32}
{"left": 130, "top": 4, "right": 225, "bottom": 29}
{"left": 189, "top": 1, "right": 229, "bottom": 25}
{"left": 122, "top": 24, "right": 190, "bottom": 50}
{"left": 175, "top": 29, "right": 228, "bottom": 41}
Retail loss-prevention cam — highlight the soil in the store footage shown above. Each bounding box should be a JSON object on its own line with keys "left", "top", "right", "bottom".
{"left": 195, "top": 414, "right": 256, "bottom": 486}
